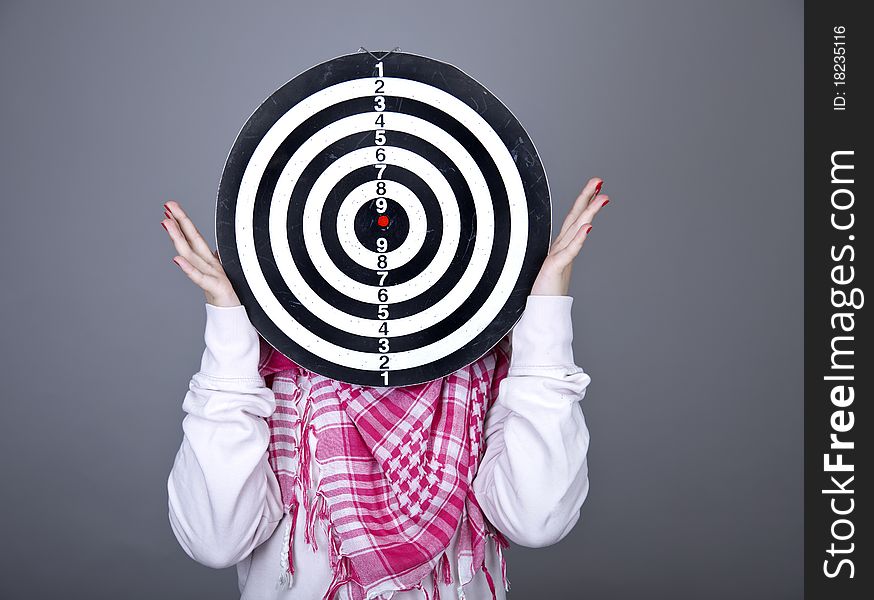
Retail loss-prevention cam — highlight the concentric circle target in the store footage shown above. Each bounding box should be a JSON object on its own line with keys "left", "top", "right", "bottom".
{"left": 216, "top": 50, "right": 551, "bottom": 386}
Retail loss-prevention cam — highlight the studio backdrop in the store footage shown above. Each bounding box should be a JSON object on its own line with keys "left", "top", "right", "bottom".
{"left": 0, "top": 1, "right": 802, "bottom": 598}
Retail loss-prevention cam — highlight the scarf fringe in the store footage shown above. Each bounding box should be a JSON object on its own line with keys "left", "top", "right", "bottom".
{"left": 482, "top": 561, "right": 496, "bottom": 600}
{"left": 323, "top": 554, "right": 354, "bottom": 600}
{"left": 276, "top": 477, "right": 512, "bottom": 597}
{"left": 304, "top": 533, "right": 508, "bottom": 599}
{"left": 490, "top": 528, "right": 511, "bottom": 592}
{"left": 275, "top": 499, "right": 300, "bottom": 590}
{"left": 428, "top": 551, "right": 451, "bottom": 600}
{"left": 495, "top": 537, "right": 509, "bottom": 592}
{"left": 276, "top": 379, "right": 320, "bottom": 590}
{"left": 305, "top": 490, "right": 328, "bottom": 551}
{"left": 267, "top": 356, "right": 514, "bottom": 599}
{"left": 299, "top": 402, "right": 316, "bottom": 505}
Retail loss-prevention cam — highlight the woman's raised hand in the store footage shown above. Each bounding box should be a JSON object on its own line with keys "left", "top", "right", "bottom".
{"left": 162, "top": 177, "right": 608, "bottom": 305}
{"left": 530, "top": 177, "right": 609, "bottom": 296}
{"left": 161, "top": 200, "right": 241, "bottom": 307}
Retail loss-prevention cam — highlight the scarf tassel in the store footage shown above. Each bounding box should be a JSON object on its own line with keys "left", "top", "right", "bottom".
{"left": 440, "top": 551, "right": 452, "bottom": 585}
{"left": 275, "top": 499, "right": 300, "bottom": 590}
{"left": 276, "top": 382, "right": 315, "bottom": 591}
{"left": 429, "top": 551, "right": 451, "bottom": 600}
{"left": 488, "top": 530, "right": 511, "bottom": 592}
{"left": 322, "top": 554, "right": 353, "bottom": 600}
{"left": 299, "top": 409, "right": 316, "bottom": 505}
{"left": 415, "top": 579, "right": 430, "bottom": 600}
{"left": 496, "top": 539, "right": 509, "bottom": 592}
{"left": 305, "top": 490, "right": 327, "bottom": 551}
{"left": 497, "top": 536, "right": 510, "bottom": 592}
{"left": 482, "top": 561, "right": 497, "bottom": 600}
{"left": 425, "top": 551, "right": 456, "bottom": 600}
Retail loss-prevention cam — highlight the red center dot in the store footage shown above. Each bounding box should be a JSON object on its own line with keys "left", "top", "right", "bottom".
{"left": 377, "top": 215, "right": 390, "bottom": 227}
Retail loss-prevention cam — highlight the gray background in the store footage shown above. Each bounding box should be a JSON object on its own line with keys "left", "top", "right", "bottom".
{"left": 0, "top": 0, "right": 803, "bottom": 598}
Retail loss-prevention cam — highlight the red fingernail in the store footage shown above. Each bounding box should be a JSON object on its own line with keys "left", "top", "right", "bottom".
{"left": 601, "top": 199, "right": 609, "bottom": 207}
{"left": 161, "top": 221, "right": 168, "bottom": 231}
{"left": 172, "top": 257, "right": 181, "bottom": 267}
{"left": 594, "top": 181, "right": 603, "bottom": 196}
{"left": 586, "top": 225, "right": 593, "bottom": 233}
{"left": 164, "top": 210, "right": 172, "bottom": 219}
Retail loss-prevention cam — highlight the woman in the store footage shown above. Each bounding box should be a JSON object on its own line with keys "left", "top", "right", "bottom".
{"left": 163, "top": 178, "right": 608, "bottom": 599}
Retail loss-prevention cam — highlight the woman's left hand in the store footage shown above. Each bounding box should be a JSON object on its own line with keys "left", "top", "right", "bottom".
{"left": 530, "top": 177, "right": 609, "bottom": 296}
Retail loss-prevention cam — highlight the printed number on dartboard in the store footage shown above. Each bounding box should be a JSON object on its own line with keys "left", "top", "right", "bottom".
{"left": 374, "top": 61, "right": 391, "bottom": 385}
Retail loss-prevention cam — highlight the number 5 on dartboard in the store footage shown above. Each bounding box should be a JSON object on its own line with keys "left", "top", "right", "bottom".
{"left": 374, "top": 61, "right": 391, "bottom": 385}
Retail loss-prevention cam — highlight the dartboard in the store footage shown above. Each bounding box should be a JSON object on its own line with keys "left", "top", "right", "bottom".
{"left": 216, "top": 49, "right": 551, "bottom": 386}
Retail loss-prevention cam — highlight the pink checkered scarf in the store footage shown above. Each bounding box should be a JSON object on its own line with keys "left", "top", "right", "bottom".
{"left": 257, "top": 335, "right": 512, "bottom": 600}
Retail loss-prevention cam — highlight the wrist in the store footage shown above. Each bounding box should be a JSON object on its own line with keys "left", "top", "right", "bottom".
{"left": 205, "top": 292, "right": 241, "bottom": 308}
{"left": 530, "top": 267, "right": 570, "bottom": 296}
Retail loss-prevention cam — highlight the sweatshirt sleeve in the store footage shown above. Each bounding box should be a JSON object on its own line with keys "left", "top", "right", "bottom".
{"left": 471, "top": 295, "right": 592, "bottom": 548}
{"left": 167, "top": 303, "right": 285, "bottom": 569}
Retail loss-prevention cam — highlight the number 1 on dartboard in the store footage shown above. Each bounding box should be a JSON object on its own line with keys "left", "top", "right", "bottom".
{"left": 374, "top": 61, "right": 390, "bottom": 386}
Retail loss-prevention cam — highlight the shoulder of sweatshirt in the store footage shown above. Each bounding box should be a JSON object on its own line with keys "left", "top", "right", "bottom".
{"left": 198, "top": 294, "right": 582, "bottom": 379}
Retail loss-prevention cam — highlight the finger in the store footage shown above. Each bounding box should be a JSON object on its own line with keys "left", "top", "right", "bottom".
{"left": 164, "top": 201, "right": 219, "bottom": 268}
{"left": 552, "top": 191, "right": 604, "bottom": 250}
{"left": 557, "top": 177, "right": 602, "bottom": 240}
{"left": 162, "top": 217, "right": 215, "bottom": 274}
{"left": 171, "top": 255, "right": 212, "bottom": 291}
{"left": 554, "top": 192, "right": 609, "bottom": 250}
{"left": 581, "top": 192, "right": 609, "bottom": 223}
{"left": 555, "top": 222, "right": 593, "bottom": 260}
{"left": 552, "top": 214, "right": 592, "bottom": 255}
{"left": 164, "top": 200, "right": 216, "bottom": 266}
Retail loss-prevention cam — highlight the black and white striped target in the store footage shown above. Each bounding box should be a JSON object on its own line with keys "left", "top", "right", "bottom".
{"left": 216, "top": 50, "right": 551, "bottom": 386}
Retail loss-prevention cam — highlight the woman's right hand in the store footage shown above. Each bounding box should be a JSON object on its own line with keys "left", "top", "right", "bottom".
{"left": 162, "top": 200, "right": 241, "bottom": 308}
